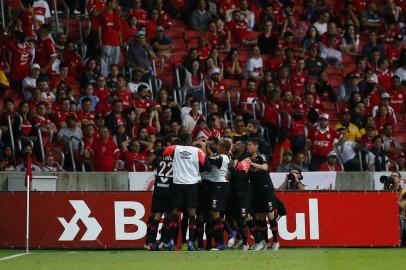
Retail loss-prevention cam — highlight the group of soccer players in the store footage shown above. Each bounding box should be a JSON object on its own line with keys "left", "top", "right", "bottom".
{"left": 145, "top": 132, "right": 286, "bottom": 251}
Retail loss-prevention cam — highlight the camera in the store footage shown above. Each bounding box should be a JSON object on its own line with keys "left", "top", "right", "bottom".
{"left": 287, "top": 173, "right": 297, "bottom": 190}
{"left": 380, "top": 175, "right": 396, "bottom": 191}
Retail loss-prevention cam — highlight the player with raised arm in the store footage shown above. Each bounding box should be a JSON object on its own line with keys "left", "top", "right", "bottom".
{"left": 229, "top": 141, "right": 265, "bottom": 250}
{"left": 163, "top": 132, "right": 211, "bottom": 251}
{"left": 247, "top": 138, "right": 286, "bottom": 250}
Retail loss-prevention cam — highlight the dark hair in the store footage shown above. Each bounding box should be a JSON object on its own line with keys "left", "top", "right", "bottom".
{"left": 137, "top": 85, "right": 149, "bottom": 92}
{"left": 14, "top": 31, "right": 26, "bottom": 43}
{"left": 81, "top": 97, "right": 92, "bottom": 105}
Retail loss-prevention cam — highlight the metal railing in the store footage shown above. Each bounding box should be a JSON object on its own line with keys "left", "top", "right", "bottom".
{"left": 0, "top": 0, "right": 5, "bottom": 27}
{"left": 17, "top": 136, "right": 34, "bottom": 152}
{"left": 7, "top": 115, "right": 15, "bottom": 160}
{"left": 36, "top": 125, "right": 54, "bottom": 163}
{"left": 68, "top": 136, "right": 84, "bottom": 172}
{"left": 132, "top": 159, "right": 148, "bottom": 172}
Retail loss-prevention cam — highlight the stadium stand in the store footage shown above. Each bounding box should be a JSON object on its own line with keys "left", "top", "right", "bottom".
{"left": 0, "top": 0, "right": 404, "bottom": 173}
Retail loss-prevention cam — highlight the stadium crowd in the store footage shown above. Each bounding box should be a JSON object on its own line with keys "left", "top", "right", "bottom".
{"left": 0, "top": 0, "right": 405, "bottom": 173}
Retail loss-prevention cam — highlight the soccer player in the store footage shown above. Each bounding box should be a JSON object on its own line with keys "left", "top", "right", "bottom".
{"left": 247, "top": 138, "right": 286, "bottom": 250}
{"left": 202, "top": 139, "right": 232, "bottom": 250}
{"left": 229, "top": 141, "right": 265, "bottom": 250}
{"left": 163, "top": 132, "right": 210, "bottom": 251}
{"left": 145, "top": 148, "right": 174, "bottom": 251}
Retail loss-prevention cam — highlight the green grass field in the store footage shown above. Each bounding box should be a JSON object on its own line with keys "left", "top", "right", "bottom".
{"left": 1, "top": 248, "right": 405, "bottom": 270}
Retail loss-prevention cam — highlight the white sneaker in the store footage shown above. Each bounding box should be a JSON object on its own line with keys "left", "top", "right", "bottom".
{"left": 233, "top": 240, "right": 243, "bottom": 250}
{"left": 252, "top": 240, "right": 266, "bottom": 251}
{"left": 241, "top": 244, "right": 250, "bottom": 251}
{"left": 272, "top": 242, "right": 280, "bottom": 250}
{"left": 262, "top": 242, "right": 268, "bottom": 250}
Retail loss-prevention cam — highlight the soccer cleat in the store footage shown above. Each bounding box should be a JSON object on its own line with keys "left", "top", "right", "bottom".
{"left": 272, "top": 242, "right": 280, "bottom": 251}
{"left": 158, "top": 242, "right": 168, "bottom": 251}
{"left": 210, "top": 243, "right": 227, "bottom": 251}
{"left": 228, "top": 230, "right": 237, "bottom": 248}
{"left": 187, "top": 240, "right": 195, "bottom": 251}
{"left": 147, "top": 243, "right": 158, "bottom": 251}
{"left": 233, "top": 240, "right": 243, "bottom": 250}
{"left": 252, "top": 240, "right": 267, "bottom": 251}
{"left": 241, "top": 244, "right": 250, "bottom": 251}
{"left": 167, "top": 240, "right": 176, "bottom": 251}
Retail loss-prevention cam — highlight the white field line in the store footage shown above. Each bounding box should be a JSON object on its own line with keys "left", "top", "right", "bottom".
{"left": 0, "top": 253, "right": 29, "bottom": 261}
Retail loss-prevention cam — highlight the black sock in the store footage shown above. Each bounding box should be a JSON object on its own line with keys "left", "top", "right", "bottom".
{"left": 270, "top": 218, "right": 279, "bottom": 243}
{"left": 213, "top": 218, "right": 225, "bottom": 245}
{"left": 196, "top": 219, "right": 205, "bottom": 248}
{"left": 167, "top": 214, "right": 178, "bottom": 243}
{"left": 145, "top": 216, "right": 154, "bottom": 244}
{"left": 188, "top": 215, "right": 197, "bottom": 242}
{"left": 147, "top": 219, "right": 160, "bottom": 244}
{"left": 223, "top": 219, "right": 232, "bottom": 235}
{"left": 205, "top": 222, "right": 214, "bottom": 248}
{"left": 257, "top": 220, "right": 268, "bottom": 243}
{"left": 246, "top": 219, "right": 263, "bottom": 243}
{"left": 160, "top": 217, "right": 170, "bottom": 244}
{"left": 237, "top": 218, "right": 247, "bottom": 245}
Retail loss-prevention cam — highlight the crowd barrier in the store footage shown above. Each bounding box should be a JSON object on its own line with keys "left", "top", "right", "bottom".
{"left": 0, "top": 191, "right": 400, "bottom": 248}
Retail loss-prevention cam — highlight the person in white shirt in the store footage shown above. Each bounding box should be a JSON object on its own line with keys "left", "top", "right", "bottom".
{"left": 22, "top": 64, "right": 41, "bottom": 100}
{"left": 320, "top": 35, "right": 342, "bottom": 64}
{"left": 313, "top": 11, "right": 330, "bottom": 35}
{"left": 371, "top": 92, "right": 397, "bottom": 124}
{"left": 365, "top": 135, "right": 389, "bottom": 171}
{"left": 394, "top": 64, "right": 406, "bottom": 83}
{"left": 335, "top": 128, "right": 362, "bottom": 171}
{"left": 127, "top": 68, "right": 149, "bottom": 94}
{"left": 182, "top": 98, "right": 204, "bottom": 133}
{"left": 244, "top": 45, "right": 263, "bottom": 81}
{"left": 33, "top": 0, "right": 51, "bottom": 25}
{"left": 162, "top": 132, "right": 210, "bottom": 251}
{"left": 240, "top": 0, "right": 255, "bottom": 31}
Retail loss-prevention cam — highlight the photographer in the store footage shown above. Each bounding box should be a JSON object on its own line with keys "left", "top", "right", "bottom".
{"left": 277, "top": 167, "right": 306, "bottom": 191}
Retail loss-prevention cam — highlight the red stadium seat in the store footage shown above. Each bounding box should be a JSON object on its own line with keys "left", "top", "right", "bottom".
{"left": 329, "top": 74, "right": 344, "bottom": 89}
{"left": 165, "top": 30, "right": 184, "bottom": 39}
{"left": 185, "top": 30, "right": 202, "bottom": 41}
{"left": 186, "top": 38, "right": 199, "bottom": 49}
{"left": 325, "top": 66, "right": 343, "bottom": 76}
{"left": 169, "top": 53, "right": 187, "bottom": 65}
{"left": 159, "top": 72, "right": 177, "bottom": 90}
{"left": 336, "top": 101, "right": 349, "bottom": 113}
{"left": 321, "top": 101, "right": 335, "bottom": 111}
{"left": 396, "top": 133, "right": 406, "bottom": 145}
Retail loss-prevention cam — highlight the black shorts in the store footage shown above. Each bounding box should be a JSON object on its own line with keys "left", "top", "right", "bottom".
{"left": 251, "top": 182, "right": 277, "bottom": 214}
{"left": 209, "top": 182, "right": 230, "bottom": 212}
{"left": 198, "top": 180, "right": 212, "bottom": 213}
{"left": 230, "top": 185, "right": 253, "bottom": 218}
{"left": 151, "top": 188, "right": 173, "bottom": 213}
{"left": 172, "top": 183, "right": 199, "bottom": 209}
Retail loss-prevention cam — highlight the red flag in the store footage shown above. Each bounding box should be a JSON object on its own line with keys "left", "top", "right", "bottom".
{"left": 24, "top": 154, "right": 32, "bottom": 189}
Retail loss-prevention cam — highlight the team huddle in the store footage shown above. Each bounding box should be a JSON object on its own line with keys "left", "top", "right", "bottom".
{"left": 145, "top": 132, "right": 286, "bottom": 251}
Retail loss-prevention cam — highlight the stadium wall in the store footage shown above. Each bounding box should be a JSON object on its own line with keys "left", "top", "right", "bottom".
{"left": 1, "top": 171, "right": 404, "bottom": 191}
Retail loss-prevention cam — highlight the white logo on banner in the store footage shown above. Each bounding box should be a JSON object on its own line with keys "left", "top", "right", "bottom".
{"left": 58, "top": 200, "right": 102, "bottom": 241}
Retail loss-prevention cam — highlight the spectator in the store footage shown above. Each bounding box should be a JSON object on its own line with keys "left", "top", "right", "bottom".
{"left": 240, "top": 0, "right": 255, "bottom": 31}
{"left": 150, "top": 26, "right": 173, "bottom": 57}
{"left": 375, "top": 58, "right": 393, "bottom": 91}
{"left": 77, "top": 97, "right": 96, "bottom": 126}
{"left": 394, "top": 62, "right": 406, "bottom": 85}
{"left": 272, "top": 127, "right": 291, "bottom": 169}
{"left": 106, "top": 64, "right": 120, "bottom": 90}
{"left": 359, "top": 124, "right": 378, "bottom": 150}
{"left": 41, "top": 155, "right": 64, "bottom": 172}
{"left": 360, "top": 1, "right": 382, "bottom": 31}
{"left": 374, "top": 104, "right": 396, "bottom": 134}
{"left": 206, "top": 68, "right": 227, "bottom": 111}
{"left": 116, "top": 74, "right": 132, "bottom": 108}
{"left": 33, "top": 0, "right": 51, "bottom": 25}
{"left": 15, "top": 152, "right": 42, "bottom": 172}
{"left": 80, "top": 58, "right": 98, "bottom": 88}
{"left": 371, "top": 92, "right": 397, "bottom": 122}
{"left": 194, "top": 114, "right": 221, "bottom": 140}
{"left": 320, "top": 35, "right": 343, "bottom": 65}
{"left": 307, "top": 113, "right": 344, "bottom": 171}
{"left": 133, "top": 85, "right": 154, "bottom": 114}
{"left": 126, "top": 0, "right": 147, "bottom": 27}
{"left": 86, "top": 0, "right": 106, "bottom": 58}
{"left": 227, "top": 9, "right": 249, "bottom": 44}
{"left": 120, "top": 139, "right": 147, "bottom": 171}
{"left": 13, "top": 101, "right": 32, "bottom": 138}
{"left": 351, "top": 101, "right": 367, "bottom": 128}
{"left": 382, "top": 123, "right": 404, "bottom": 160}
{"left": 302, "top": 26, "right": 321, "bottom": 52}
{"left": 78, "top": 84, "right": 100, "bottom": 111}
{"left": 312, "top": 11, "right": 330, "bottom": 35}
{"left": 89, "top": 126, "right": 120, "bottom": 171}
{"left": 35, "top": 24, "right": 57, "bottom": 76}
{"left": 315, "top": 71, "right": 336, "bottom": 102}
{"left": 49, "top": 63, "right": 79, "bottom": 92}
{"left": 121, "top": 15, "right": 138, "bottom": 43}
{"left": 282, "top": 13, "right": 309, "bottom": 45}
{"left": 98, "top": 0, "right": 122, "bottom": 77}
{"left": 240, "top": 79, "right": 258, "bottom": 120}
{"left": 105, "top": 100, "right": 126, "bottom": 136}
{"left": 128, "top": 30, "right": 157, "bottom": 74}
{"left": 94, "top": 74, "right": 110, "bottom": 101}
{"left": 0, "top": 145, "right": 15, "bottom": 171}
{"left": 230, "top": 119, "right": 247, "bottom": 138}
{"left": 293, "top": 152, "right": 309, "bottom": 172}
{"left": 396, "top": 153, "right": 406, "bottom": 171}
{"left": 365, "top": 135, "right": 389, "bottom": 171}
{"left": 337, "top": 74, "right": 359, "bottom": 102}
{"left": 33, "top": 102, "right": 58, "bottom": 134}
{"left": 335, "top": 108, "right": 361, "bottom": 142}
{"left": 223, "top": 48, "right": 243, "bottom": 79}
{"left": 335, "top": 128, "right": 362, "bottom": 171}
{"left": 127, "top": 68, "right": 149, "bottom": 95}
{"left": 319, "top": 151, "right": 342, "bottom": 171}
{"left": 190, "top": 0, "right": 213, "bottom": 31}
{"left": 22, "top": 64, "right": 41, "bottom": 101}
{"left": 181, "top": 60, "right": 203, "bottom": 97}
{"left": 57, "top": 114, "right": 83, "bottom": 150}
{"left": 244, "top": 45, "right": 263, "bottom": 81}
{"left": 387, "top": 75, "right": 405, "bottom": 114}
{"left": 257, "top": 20, "right": 278, "bottom": 55}
{"left": 363, "top": 30, "right": 385, "bottom": 60}
{"left": 182, "top": 98, "right": 204, "bottom": 133}
{"left": 275, "top": 150, "right": 294, "bottom": 172}
{"left": 341, "top": 24, "right": 360, "bottom": 56}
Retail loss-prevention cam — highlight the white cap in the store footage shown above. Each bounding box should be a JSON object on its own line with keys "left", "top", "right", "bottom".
{"left": 328, "top": 151, "right": 337, "bottom": 157}
{"left": 381, "top": 92, "right": 390, "bottom": 99}
{"left": 210, "top": 67, "right": 220, "bottom": 75}
{"left": 319, "top": 113, "right": 329, "bottom": 120}
{"left": 31, "top": 63, "right": 40, "bottom": 69}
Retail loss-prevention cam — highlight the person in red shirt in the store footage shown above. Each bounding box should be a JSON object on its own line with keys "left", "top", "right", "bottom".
{"left": 53, "top": 97, "right": 75, "bottom": 128}
{"left": 122, "top": 15, "right": 138, "bottom": 43}
{"left": 206, "top": 67, "right": 228, "bottom": 111}
{"left": 95, "top": 91, "right": 118, "bottom": 116}
{"left": 319, "top": 151, "right": 342, "bottom": 171}
{"left": 226, "top": 9, "right": 249, "bottom": 43}
{"left": 35, "top": 24, "right": 57, "bottom": 75}
{"left": 197, "top": 35, "right": 212, "bottom": 61}
{"left": 14, "top": 101, "right": 33, "bottom": 138}
{"left": 98, "top": 0, "right": 122, "bottom": 77}
{"left": 375, "top": 104, "right": 396, "bottom": 134}
{"left": 290, "top": 57, "right": 308, "bottom": 95}
{"left": 279, "top": 90, "right": 294, "bottom": 114}
{"left": 154, "top": 0, "right": 172, "bottom": 28}
{"left": 375, "top": 58, "right": 393, "bottom": 90}
{"left": 19, "top": 0, "right": 37, "bottom": 39}
{"left": 218, "top": 0, "right": 238, "bottom": 19}
{"left": 49, "top": 63, "right": 79, "bottom": 92}
{"left": 240, "top": 79, "right": 259, "bottom": 120}
{"left": 386, "top": 35, "right": 404, "bottom": 67}
{"left": 77, "top": 97, "right": 96, "bottom": 126}
{"left": 120, "top": 139, "right": 147, "bottom": 171}
{"left": 387, "top": 75, "right": 405, "bottom": 114}
{"left": 62, "top": 41, "right": 84, "bottom": 79}
{"left": 307, "top": 113, "right": 344, "bottom": 171}
{"left": 133, "top": 85, "right": 155, "bottom": 114}
{"left": 126, "top": 0, "right": 147, "bottom": 27}
{"left": 223, "top": 48, "right": 243, "bottom": 79}
{"left": 116, "top": 74, "right": 133, "bottom": 108}
{"left": 89, "top": 126, "right": 120, "bottom": 171}
{"left": 33, "top": 102, "right": 58, "bottom": 135}
{"left": 86, "top": 0, "right": 106, "bottom": 58}
{"left": 1, "top": 31, "right": 31, "bottom": 90}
